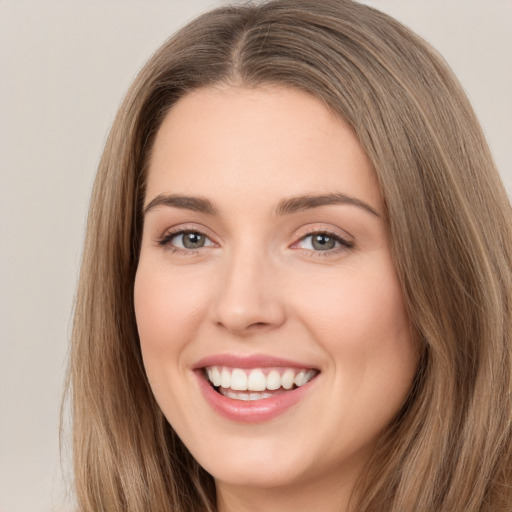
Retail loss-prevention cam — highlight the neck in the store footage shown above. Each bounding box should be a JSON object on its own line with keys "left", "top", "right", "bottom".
{"left": 216, "top": 465, "right": 361, "bottom": 512}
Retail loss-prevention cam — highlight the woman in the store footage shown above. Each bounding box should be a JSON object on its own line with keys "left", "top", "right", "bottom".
{"left": 68, "top": 0, "right": 512, "bottom": 510}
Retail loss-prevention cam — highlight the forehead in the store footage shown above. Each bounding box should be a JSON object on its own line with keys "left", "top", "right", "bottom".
{"left": 145, "top": 85, "right": 381, "bottom": 213}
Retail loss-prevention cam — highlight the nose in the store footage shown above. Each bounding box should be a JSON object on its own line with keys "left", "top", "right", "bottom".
{"left": 211, "top": 248, "right": 286, "bottom": 336}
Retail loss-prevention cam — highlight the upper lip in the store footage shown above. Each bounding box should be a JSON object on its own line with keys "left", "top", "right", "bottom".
{"left": 193, "top": 353, "right": 319, "bottom": 370}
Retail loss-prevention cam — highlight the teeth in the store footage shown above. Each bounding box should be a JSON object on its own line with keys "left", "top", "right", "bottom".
{"left": 207, "top": 367, "right": 221, "bottom": 387}
{"left": 205, "top": 366, "right": 317, "bottom": 393}
{"left": 281, "top": 369, "right": 295, "bottom": 389}
{"left": 294, "top": 370, "right": 315, "bottom": 387}
{"left": 266, "top": 370, "right": 281, "bottom": 390}
{"left": 220, "top": 368, "right": 231, "bottom": 388}
{"left": 247, "top": 369, "right": 266, "bottom": 391}
{"left": 231, "top": 369, "right": 247, "bottom": 391}
{"left": 221, "top": 389, "right": 273, "bottom": 401}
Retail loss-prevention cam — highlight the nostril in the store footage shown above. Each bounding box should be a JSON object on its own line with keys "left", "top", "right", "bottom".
{"left": 251, "top": 322, "right": 268, "bottom": 328}
{"left": 215, "top": 319, "right": 274, "bottom": 335}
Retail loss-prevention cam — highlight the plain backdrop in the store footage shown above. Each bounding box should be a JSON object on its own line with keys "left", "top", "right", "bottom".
{"left": 1, "top": 1, "right": 511, "bottom": 511}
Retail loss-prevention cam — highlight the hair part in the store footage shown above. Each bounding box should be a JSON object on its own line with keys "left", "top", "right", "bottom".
{"left": 66, "top": 1, "right": 512, "bottom": 510}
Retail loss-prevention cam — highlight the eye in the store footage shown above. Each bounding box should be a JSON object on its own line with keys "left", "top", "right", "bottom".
{"left": 294, "top": 231, "right": 353, "bottom": 253}
{"left": 157, "top": 230, "right": 215, "bottom": 251}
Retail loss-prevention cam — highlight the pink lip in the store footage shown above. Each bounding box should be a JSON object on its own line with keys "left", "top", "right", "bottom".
{"left": 193, "top": 354, "right": 319, "bottom": 424}
{"left": 193, "top": 353, "right": 317, "bottom": 370}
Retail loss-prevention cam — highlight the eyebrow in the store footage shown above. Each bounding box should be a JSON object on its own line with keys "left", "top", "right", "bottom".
{"left": 143, "top": 192, "right": 380, "bottom": 218}
{"left": 274, "top": 193, "right": 380, "bottom": 217}
{"left": 144, "top": 194, "right": 218, "bottom": 216}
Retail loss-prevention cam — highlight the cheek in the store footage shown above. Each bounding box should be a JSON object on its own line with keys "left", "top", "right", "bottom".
{"left": 133, "top": 262, "right": 215, "bottom": 427}
{"left": 133, "top": 262, "right": 209, "bottom": 362}
{"left": 293, "top": 262, "right": 417, "bottom": 396}
{"left": 297, "top": 265, "right": 410, "bottom": 347}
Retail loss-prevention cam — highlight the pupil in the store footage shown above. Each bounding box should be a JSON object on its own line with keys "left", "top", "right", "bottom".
{"left": 183, "top": 232, "right": 205, "bottom": 249}
{"left": 312, "top": 234, "right": 335, "bottom": 250}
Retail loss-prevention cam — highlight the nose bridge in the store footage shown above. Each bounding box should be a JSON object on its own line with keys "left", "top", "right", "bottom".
{"left": 212, "top": 242, "right": 285, "bottom": 334}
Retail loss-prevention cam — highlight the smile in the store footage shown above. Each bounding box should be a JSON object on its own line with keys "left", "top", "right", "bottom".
{"left": 205, "top": 366, "right": 318, "bottom": 401}
{"left": 194, "top": 355, "right": 320, "bottom": 422}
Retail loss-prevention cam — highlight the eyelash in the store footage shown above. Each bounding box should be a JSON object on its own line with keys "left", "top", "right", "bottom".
{"left": 294, "top": 231, "right": 354, "bottom": 257}
{"left": 156, "top": 229, "right": 354, "bottom": 257}
{"left": 156, "top": 228, "right": 214, "bottom": 256}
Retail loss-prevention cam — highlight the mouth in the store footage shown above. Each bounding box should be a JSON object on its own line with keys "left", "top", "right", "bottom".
{"left": 193, "top": 354, "right": 320, "bottom": 422}
{"left": 202, "top": 365, "right": 319, "bottom": 401}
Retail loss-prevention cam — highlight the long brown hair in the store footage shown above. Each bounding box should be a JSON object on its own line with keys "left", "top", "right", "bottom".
{"left": 67, "top": 1, "right": 512, "bottom": 510}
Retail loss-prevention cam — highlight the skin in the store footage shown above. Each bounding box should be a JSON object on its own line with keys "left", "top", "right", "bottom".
{"left": 134, "top": 85, "right": 419, "bottom": 512}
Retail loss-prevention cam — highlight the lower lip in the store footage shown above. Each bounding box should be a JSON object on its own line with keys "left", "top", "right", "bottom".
{"left": 195, "top": 371, "right": 317, "bottom": 423}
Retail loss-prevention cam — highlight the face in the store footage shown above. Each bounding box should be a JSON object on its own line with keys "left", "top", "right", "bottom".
{"left": 134, "top": 86, "right": 418, "bottom": 504}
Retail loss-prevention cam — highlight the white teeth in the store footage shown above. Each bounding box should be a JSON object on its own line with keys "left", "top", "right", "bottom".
{"left": 247, "top": 369, "right": 267, "bottom": 391}
{"left": 208, "top": 367, "right": 221, "bottom": 387}
{"left": 266, "top": 370, "right": 281, "bottom": 390}
{"left": 281, "top": 369, "right": 295, "bottom": 390}
{"left": 231, "top": 369, "right": 248, "bottom": 391}
{"left": 205, "top": 365, "right": 317, "bottom": 394}
{"left": 211, "top": 367, "right": 221, "bottom": 387}
{"left": 221, "top": 389, "right": 273, "bottom": 401}
{"left": 294, "top": 370, "right": 306, "bottom": 387}
{"left": 220, "top": 368, "right": 231, "bottom": 388}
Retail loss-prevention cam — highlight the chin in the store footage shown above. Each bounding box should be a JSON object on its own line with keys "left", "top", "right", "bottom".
{"left": 187, "top": 433, "right": 309, "bottom": 489}
{"left": 206, "top": 458, "right": 306, "bottom": 490}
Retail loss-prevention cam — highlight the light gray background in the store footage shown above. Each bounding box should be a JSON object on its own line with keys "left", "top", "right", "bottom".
{"left": 1, "top": 1, "right": 511, "bottom": 511}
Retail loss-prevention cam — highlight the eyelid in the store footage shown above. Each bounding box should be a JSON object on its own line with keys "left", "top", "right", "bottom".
{"left": 153, "top": 223, "right": 353, "bottom": 256}
{"left": 155, "top": 223, "right": 218, "bottom": 251}
{"left": 293, "top": 232, "right": 352, "bottom": 249}
{"left": 158, "top": 222, "right": 216, "bottom": 239}
{"left": 292, "top": 223, "right": 353, "bottom": 243}
{"left": 290, "top": 225, "right": 354, "bottom": 255}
